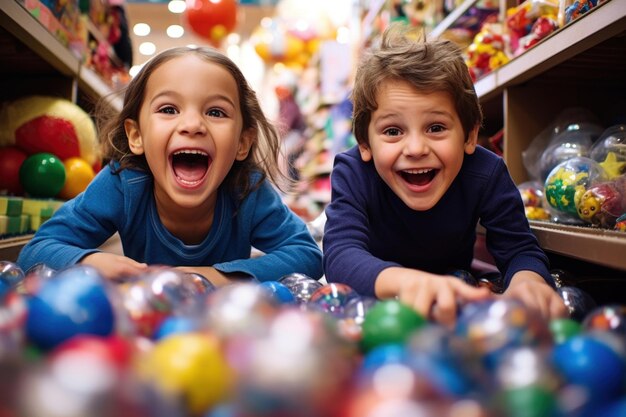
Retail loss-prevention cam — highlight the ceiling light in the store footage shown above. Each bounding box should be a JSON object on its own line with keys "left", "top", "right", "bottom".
{"left": 168, "top": 0, "right": 186, "bottom": 14}
{"left": 167, "top": 25, "right": 185, "bottom": 38}
{"left": 133, "top": 23, "right": 151, "bottom": 37}
{"left": 139, "top": 42, "right": 157, "bottom": 56}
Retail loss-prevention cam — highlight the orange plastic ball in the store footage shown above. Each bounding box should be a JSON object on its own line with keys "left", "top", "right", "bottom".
{"left": 58, "top": 157, "right": 95, "bottom": 200}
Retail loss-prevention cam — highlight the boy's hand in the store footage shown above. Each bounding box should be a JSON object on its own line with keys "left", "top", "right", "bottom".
{"left": 377, "top": 267, "right": 492, "bottom": 328}
{"left": 80, "top": 252, "right": 148, "bottom": 280}
{"left": 503, "top": 271, "right": 568, "bottom": 320}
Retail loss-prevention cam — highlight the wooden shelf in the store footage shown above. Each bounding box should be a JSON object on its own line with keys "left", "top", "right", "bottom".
{"left": 530, "top": 221, "right": 626, "bottom": 271}
{"left": 0, "top": 0, "right": 122, "bottom": 111}
{"left": 475, "top": 0, "right": 626, "bottom": 100}
{"left": 0, "top": 234, "right": 33, "bottom": 262}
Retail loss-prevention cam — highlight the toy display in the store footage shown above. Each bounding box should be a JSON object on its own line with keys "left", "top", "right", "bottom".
{"left": 538, "top": 122, "right": 604, "bottom": 182}
{"left": 590, "top": 124, "right": 626, "bottom": 179}
{"left": 544, "top": 156, "right": 607, "bottom": 223}
{"left": 522, "top": 107, "right": 601, "bottom": 182}
{"left": 518, "top": 180, "right": 550, "bottom": 220}
{"left": 0, "top": 95, "right": 100, "bottom": 200}
{"left": 577, "top": 174, "right": 626, "bottom": 229}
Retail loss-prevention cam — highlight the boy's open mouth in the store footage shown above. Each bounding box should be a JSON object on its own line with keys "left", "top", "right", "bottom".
{"left": 171, "top": 150, "right": 210, "bottom": 186}
{"left": 399, "top": 168, "right": 437, "bottom": 186}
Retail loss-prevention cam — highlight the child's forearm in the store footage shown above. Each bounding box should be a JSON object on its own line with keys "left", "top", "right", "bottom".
{"left": 176, "top": 266, "right": 251, "bottom": 287}
{"left": 374, "top": 266, "right": 407, "bottom": 299}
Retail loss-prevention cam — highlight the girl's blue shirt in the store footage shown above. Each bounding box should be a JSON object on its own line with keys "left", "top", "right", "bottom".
{"left": 18, "top": 165, "right": 323, "bottom": 282}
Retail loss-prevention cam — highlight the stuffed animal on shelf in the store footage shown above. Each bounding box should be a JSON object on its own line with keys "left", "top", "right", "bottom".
{"left": 577, "top": 175, "right": 626, "bottom": 229}
{"left": 0, "top": 96, "right": 100, "bottom": 199}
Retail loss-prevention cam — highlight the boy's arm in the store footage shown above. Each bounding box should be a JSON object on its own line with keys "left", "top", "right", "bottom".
{"left": 479, "top": 159, "right": 555, "bottom": 288}
{"left": 323, "top": 152, "right": 399, "bottom": 297}
{"left": 504, "top": 270, "right": 567, "bottom": 319}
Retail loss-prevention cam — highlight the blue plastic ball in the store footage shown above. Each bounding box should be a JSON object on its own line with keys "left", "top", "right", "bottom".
{"left": 25, "top": 265, "right": 115, "bottom": 350}
{"left": 259, "top": 281, "right": 296, "bottom": 304}
{"left": 552, "top": 334, "right": 626, "bottom": 405}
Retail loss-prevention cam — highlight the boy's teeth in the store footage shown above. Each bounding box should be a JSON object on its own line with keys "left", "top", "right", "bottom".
{"left": 404, "top": 168, "right": 432, "bottom": 174}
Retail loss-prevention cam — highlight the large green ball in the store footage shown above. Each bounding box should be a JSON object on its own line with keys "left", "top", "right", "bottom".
{"left": 360, "top": 299, "right": 426, "bottom": 353}
{"left": 19, "top": 152, "right": 66, "bottom": 197}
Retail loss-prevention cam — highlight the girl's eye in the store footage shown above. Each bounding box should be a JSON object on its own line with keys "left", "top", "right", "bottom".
{"left": 383, "top": 127, "right": 402, "bottom": 136}
{"left": 158, "top": 106, "right": 178, "bottom": 115}
{"left": 207, "top": 108, "right": 226, "bottom": 117}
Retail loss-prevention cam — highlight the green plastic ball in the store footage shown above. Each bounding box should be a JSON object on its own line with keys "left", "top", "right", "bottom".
{"left": 360, "top": 299, "right": 426, "bottom": 353}
{"left": 19, "top": 152, "right": 66, "bottom": 198}
{"left": 549, "top": 318, "right": 582, "bottom": 345}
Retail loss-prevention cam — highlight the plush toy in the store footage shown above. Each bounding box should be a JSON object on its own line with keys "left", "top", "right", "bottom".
{"left": 577, "top": 175, "right": 626, "bottom": 228}
{"left": 0, "top": 96, "right": 100, "bottom": 198}
{"left": 0, "top": 96, "right": 99, "bottom": 167}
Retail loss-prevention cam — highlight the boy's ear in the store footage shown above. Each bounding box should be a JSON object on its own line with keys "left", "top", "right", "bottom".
{"left": 358, "top": 142, "right": 373, "bottom": 162}
{"left": 464, "top": 125, "right": 480, "bottom": 155}
{"left": 236, "top": 128, "right": 255, "bottom": 161}
{"left": 125, "top": 119, "right": 144, "bottom": 155}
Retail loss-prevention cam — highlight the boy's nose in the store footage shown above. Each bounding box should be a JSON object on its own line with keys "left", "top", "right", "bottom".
{"left": 403, "top": 133, "right": 429, "bottom": 156}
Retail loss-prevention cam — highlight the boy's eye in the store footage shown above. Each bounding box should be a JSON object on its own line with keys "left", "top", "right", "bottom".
{"left": 158, "top": 106, "right": 178, "bottom": 115}
{"left": 207, "top": 108, "right": 226, "bottom": 117}
{"left": 383, "top": 127, "right": 402, "bottom": 136}
{"left": 428, "top": 124, "right": 446, "bottom": 133}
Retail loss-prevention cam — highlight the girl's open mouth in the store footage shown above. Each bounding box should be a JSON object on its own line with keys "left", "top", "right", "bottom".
{"left": 171, "top": 150, "right": 210, "bottom": 186}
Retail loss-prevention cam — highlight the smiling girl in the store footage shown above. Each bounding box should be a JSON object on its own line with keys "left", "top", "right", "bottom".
{"left": 18, "top": 47, "right": 323, "bottom": 285}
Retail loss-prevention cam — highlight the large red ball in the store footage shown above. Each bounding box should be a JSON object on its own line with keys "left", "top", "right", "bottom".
{"left": 0, "top": 146, "right": 28, "bottom": 195}
{"left": 184, "top": 0, "right": 237, "bottom": 44}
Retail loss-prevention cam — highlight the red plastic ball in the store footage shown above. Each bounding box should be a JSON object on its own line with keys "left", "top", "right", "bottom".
{"left": 184, "top": 0, "right": 237, "bottom": 44}
{"left": 0, "top": 146, "right": 28, "bottom": 195}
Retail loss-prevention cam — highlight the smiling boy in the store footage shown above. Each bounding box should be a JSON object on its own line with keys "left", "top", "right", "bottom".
{"left": 323, "top": 25, "right": 566, "bottom": 326}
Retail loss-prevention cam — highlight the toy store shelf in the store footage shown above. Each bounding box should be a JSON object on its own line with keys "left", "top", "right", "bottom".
{"left": 0, "top": 0, "right": 121, "bottom": 109}
{"left": 0, "top": 234, "right": 33, "bottom": 262}
{"left": 427, "top": 0, "right": 477, "bottom": 39}
{"left": 529, "top": 220, "right": 626, "bottom": 271}
{"left": 78, "top": 66, "right": 123, "bottom": 112}
{"left": 474, "top": 0, "right": 626, "bottom": 101}
{"left": 0, "top": 0, "right": 80, "bottom": 77}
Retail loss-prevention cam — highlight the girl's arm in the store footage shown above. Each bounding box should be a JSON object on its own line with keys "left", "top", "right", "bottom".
{"left": 212, "top": 181, "right": 323, "bottom": 282}
{"left": 17, "top": 168, "right": 123, "bottom": 273}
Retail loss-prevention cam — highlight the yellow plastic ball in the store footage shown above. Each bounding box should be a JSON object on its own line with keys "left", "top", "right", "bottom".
{"left": 138, "top": 333, "right": 233, "bottom": 416}
{"left": 58, "top": 157, "right": 95, "bottom": 200}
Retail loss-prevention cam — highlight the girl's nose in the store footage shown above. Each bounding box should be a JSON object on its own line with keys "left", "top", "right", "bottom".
{"left": 179, "top": 112, "right": 207, "bottom": 136}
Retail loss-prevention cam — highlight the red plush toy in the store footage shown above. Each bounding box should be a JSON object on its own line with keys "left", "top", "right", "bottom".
{"left": 0, "top": 96, "right": 100, "bottom": 198}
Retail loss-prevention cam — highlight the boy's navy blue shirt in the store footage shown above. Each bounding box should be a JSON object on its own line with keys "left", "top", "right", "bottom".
{"left": 323, "top": 145, "right": 554, "bottom": 297}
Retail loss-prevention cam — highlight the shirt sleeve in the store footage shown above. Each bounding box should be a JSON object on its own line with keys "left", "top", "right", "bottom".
{"left": 323, "top": 151, "right": 400, "bottom": 297}
{"left": 17, "top": 168, "right": 123, "bottom": 272}
{"left": 212, "top": 180, "right": 323, "bottom": 282}
{"left": 478, "top": 158, "right": 554, "bottom": 288}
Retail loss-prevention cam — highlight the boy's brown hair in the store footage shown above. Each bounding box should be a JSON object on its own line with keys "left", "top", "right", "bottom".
{"left": 351, "top": 24, "right": 483, "bottom": 146}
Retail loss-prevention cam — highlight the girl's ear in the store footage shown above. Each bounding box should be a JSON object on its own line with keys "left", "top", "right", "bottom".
{"left": 125, "top": 119, "right": 144, "bottom": 155}
{"left": 464, "top": 125, "right": 480, "bottom": 155}
{"left": 236, "top": 128, "right": 255, "bottom": 161}
{"left": 358, "top": 142, "right": 373, "bottom": 162}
